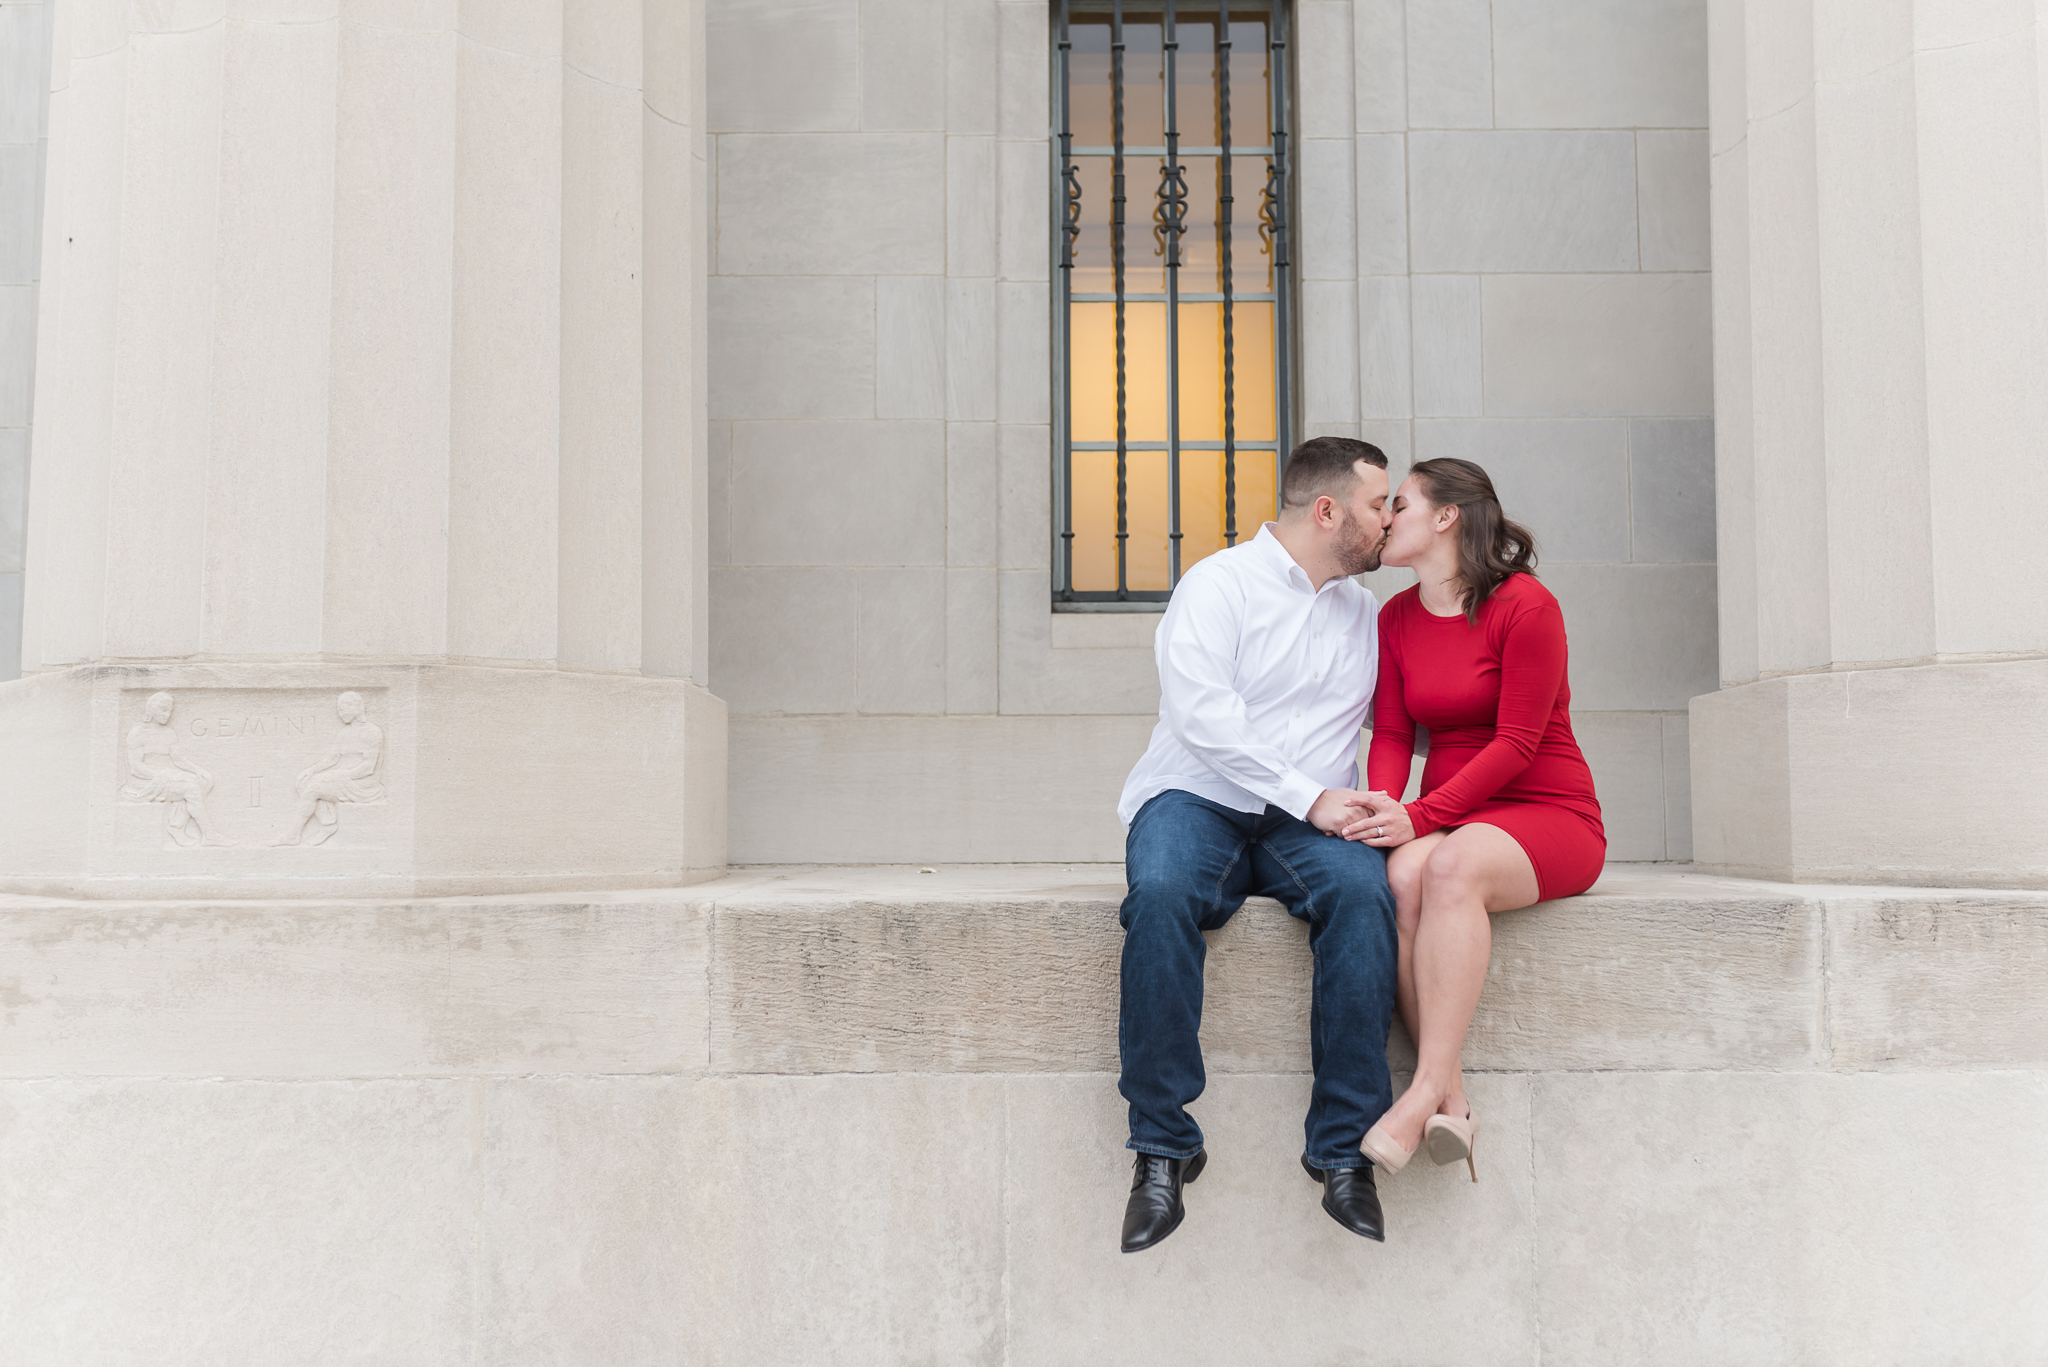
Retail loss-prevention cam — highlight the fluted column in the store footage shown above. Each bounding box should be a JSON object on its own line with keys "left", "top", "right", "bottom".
{"left": 2, "top": 0, "right": 722, "bottom": 897}
{"left": 1696, "top": 0, "right": 2048, "bottom": 886}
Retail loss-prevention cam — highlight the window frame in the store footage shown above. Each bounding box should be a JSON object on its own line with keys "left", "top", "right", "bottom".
{"left": 1048, "top": 0, "right": 1298, "bottom": 610}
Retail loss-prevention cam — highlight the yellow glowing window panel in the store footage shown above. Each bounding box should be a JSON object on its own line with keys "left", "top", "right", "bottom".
{"left": 1053, "top": 0, "right": 1292, "bottom": 602}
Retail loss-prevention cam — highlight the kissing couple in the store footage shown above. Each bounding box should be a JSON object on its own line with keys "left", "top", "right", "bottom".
{"left": 1114, "top": 436, "right": 1606, "bottom": 1250}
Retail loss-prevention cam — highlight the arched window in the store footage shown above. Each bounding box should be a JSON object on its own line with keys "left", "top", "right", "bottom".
{"left": 1052, "top": 0, "right": 1294, "bottom": 606}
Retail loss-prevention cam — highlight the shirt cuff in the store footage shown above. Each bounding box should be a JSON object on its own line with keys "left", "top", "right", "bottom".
{"left": 1274, "top": 770, "right": 1325, "bottom": 823}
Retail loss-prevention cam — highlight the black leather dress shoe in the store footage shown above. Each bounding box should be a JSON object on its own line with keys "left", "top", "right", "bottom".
{"left": 1120, "top": 1150, "right": 1207, "bottom": 1253}
{"left": 1301, "top": 1155, "right": 1385, "bottom": 1242}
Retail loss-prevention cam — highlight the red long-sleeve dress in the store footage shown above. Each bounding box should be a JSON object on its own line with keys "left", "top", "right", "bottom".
{"left": 1366, "top": 573, "right": 1606, "bottom": 901}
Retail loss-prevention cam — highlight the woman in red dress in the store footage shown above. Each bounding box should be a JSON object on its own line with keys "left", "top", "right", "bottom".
{"left": 1338, "top": 458, "right": 1605, "bottom": 1180}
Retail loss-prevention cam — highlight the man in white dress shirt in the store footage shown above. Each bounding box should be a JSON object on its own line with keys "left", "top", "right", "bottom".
{"left": 1115, "top": 437, "right": 1398, "bottom": 1252}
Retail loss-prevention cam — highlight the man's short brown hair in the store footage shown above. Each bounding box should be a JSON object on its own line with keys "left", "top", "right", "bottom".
{"left": 1279, "top": 436, "right": 1389, "bottom": 510}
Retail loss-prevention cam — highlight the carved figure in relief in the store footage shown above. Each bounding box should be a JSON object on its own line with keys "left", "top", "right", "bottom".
{"left": 271, "top": 692, "right": 386, "bottom": 847}
{"left": 121, "top": 692, "right": 236, "bottom": 847}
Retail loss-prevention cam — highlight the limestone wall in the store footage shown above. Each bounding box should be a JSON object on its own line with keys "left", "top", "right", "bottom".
{"left": 706, "top": 0, "right": 1718, "bottom": 865}
{"left": 6, "top": 864, "right": 2044, "bottom": 1361}
{"left": 0, "top": 0, "right": 48, "bottom": 681}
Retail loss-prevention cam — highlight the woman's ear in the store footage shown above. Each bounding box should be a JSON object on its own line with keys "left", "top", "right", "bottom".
{"left": 1437, "top": 503, "right": 1461, "bottom": 533}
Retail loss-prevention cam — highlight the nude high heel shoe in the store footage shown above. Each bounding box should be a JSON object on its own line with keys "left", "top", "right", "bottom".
{"left": 1360, "top": 1121, "right": 1415, "bottom": 1174}
{"left": 1422, "top": 1109, "right": 1479, "bottom": 1182}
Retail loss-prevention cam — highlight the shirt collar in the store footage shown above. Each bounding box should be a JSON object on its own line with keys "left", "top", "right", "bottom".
{"left": 1251, "top": 523, "right": 1347, "bottom": 596}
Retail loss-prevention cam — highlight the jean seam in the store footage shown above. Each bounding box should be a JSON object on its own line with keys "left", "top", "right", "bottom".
{"left": 1126, "top": 1139, "right": 1203, "bottom": 1160}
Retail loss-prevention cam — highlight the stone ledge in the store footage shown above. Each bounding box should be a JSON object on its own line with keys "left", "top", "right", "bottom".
{"left": 5, "top": 865, "right": 2043, "bottom": 1078}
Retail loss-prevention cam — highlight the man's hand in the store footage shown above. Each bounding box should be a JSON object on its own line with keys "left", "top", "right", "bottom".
{"left": 1307, "top": 788, "right": 1371, "bottom": 834}
{"left": 1340, "top": 791, "right": 1415, "bottom": 846}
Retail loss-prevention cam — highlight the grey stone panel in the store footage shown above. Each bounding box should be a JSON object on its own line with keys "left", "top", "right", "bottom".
{"left": 680, "top": 1075, "right": 1008, "bottom": 1365}
{"left": 996, "top": 279, "right": 1050, "bottom": 420}
{"left": 706, "top": 0, "right": 860, "bottom": 132}
{"left": 1295, "top": 1, "right": 1355, "bottom": 141}
{"left": 0, "top": 4, "right": 43, "bottom": 144}
{"left": 706, "top": 419, "right": 732, "bottom": 565}
{"left": 1297, "top": 138, "right": 1357, "bottom": 281}
{"left": 710, "top": 565, "right": 860, "bottom": 713}
{"left": 997, "top": 0, "right": 1048, "bottom": 142}
{"left": 708, "top": 882, "right": 1822, "bottom": 1075}
{"left": 1493, "top": 0, "right": 1708, "bottom": 130}
{"left": 0, "top": 900, "right": 711, "bottom": 1078}
{"left": 875, "top": 275, "right": 946, "bottom": 419}
{"left": 1406, "top": 0, "right": 1494, "bottom": 129}
{"left": 945, "top": 566, "right": 1000, "bottom": 713}
{"left": 947, "top": 420, "right": 999, "bottom": 566}
{"left": 0, "top": 423, "right": 24, "bottom": 571}
{"left": 1630, "top": 416, "right": 1716, "bottom": 562}
{"left": 946, "top": 0, "right": 998, "bottom": 135}
{"left": 1358, "top": 275, "right": 1414, "bottom": 419}
{"left": 1353, "top": 0, "right": 1407, "bottom": 133}
{"left": 1572, "top": 710, "right": 1669, "bottom": 862}
{"left": 715, "top": 132, "right": 944, "bottom": 276}
{"left": 707, "top": 275, "right": 874, "bottom": 420}
{"left": 860, "top": 0, "right": 946, "bottom": 131}
{"left": 1661, "top": 712, "right": 1693, "bottom": 861}
{"left": 1004, "top": 1073, "right": 1539, "bottom": 1365}
{"left": 1412, "top": 417, "right": 1630, "bottom": 563}
{"left": 1540, "top": 563, "right": 1720, "bottom": 711}
{"left": 1534, "top": 1071, "right": 2048, "bottom": 1363}
{"left": 1827, "top": 894, "right": 2048, "bottom": 1069}
{"left": 1410, "top": 274, "right": 1482, "bottom": 416}
{"left": 1355, "top": 133, "right": 1407, "bottom": 276}
{"left": 996, "top": 421, "right": 1050, "bottom": 570}
{"left": 1483, "top": 273, "right": 1714, "bottom": 417}
{"left": 0, "top": 1079, "right": 478, "bottom": 1362}
{"left": 1409, "top": 131, "right": 1640, "bottom": 274}
{"left": 945, "top": 276, "right": 997, "bottom": 421}
{"left": 727, "top": 419, "right": 945, "bottom": 566}
{"left": 946, "top": 135, "right": 997, "bottom": 280}
{"left": 0, "top": 141, "right": 39, "bottom": 284}
{"left": 0, "top": 283, "right": 31, "bottom": 425}
{"left": 1638, "top": 128, "right": 1711, "bottom": 271}
{"left": 726, "top": 715, "right": 1150, "bottom": 862}
{"left": 995, "top": 569, "right": 1161, "bottom": 715}
{"left": 1301, "top": 278, "right": 1360, "bottom": 427}
{"left": 0, "top": 570, "right": 17, "bottom": 680}
{"left": 857, "top": 566, "right": 947, "bottom": 714}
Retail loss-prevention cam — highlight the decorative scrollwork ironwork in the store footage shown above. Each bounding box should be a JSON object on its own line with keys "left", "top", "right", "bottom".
{"left": 1063, "top": 163, "right": 1084, "bottom": 266}
{"left": 1258, "top": 158, "right": 1285, "bottom": 257}
{"left": 1153, "top": 162, "right": 1189, "bottom": 260}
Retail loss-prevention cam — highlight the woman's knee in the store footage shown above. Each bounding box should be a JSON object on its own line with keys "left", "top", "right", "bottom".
{"left": 1419, "top": 840, "right": 1482, "bottom": 903}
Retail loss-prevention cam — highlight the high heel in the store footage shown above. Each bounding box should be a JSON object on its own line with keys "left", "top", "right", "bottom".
{"left": 1422, "top": 1109, "right": 1479, "bottom": 1182}
{"left": 1360, "top": 1122, "right": 1415, "bottom": 1174}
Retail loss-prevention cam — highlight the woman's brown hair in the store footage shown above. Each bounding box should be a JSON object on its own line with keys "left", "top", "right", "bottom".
{"left": 1407, "top": 457, "right": 1538, "bottom": 624}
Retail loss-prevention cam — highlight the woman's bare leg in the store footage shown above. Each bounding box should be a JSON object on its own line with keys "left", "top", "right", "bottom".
{"left": 1385, "top": 832, "right": 1449, "bottom": 1065}
{"left": 1373, "top": 823, "right": 1540, "bottom": 1153}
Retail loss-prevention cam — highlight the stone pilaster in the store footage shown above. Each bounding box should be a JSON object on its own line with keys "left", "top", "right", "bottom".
{"left": 1696, "top": 0, "right": 2048, "bottom": 886}
{"left": 1, "top": 0, "right": 723, "bottom": 896}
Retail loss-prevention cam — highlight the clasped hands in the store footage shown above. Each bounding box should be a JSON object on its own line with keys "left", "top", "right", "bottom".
{"left": 1307, "top": 788, "right": 1415, "bottom": 847}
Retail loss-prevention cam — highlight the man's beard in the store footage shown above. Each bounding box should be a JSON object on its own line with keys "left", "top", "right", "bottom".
{"left": 1334, "top": 515, "right": 1390, "bottom": 577}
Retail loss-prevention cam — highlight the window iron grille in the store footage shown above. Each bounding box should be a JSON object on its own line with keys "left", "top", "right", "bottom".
{"left": 1052, "top": 0, "right": 1293, "bottom": 607}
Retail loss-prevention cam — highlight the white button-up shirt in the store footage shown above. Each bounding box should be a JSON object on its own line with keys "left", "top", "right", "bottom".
{"left": 1118, "top": 523, "right": 1381, "bottom": 827}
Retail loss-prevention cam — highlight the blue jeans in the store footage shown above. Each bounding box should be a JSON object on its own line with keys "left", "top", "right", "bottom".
{"left": 1119, "top": 788, "right": 1398, "bottom": 1171}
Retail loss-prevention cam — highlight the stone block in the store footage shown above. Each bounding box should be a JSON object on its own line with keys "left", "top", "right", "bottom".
{"left": 945, "top": 566, "right": 999, "bottom": 713}
{"left": 1660, "top": 711, "right": 1692, "bottom": 861}
{"left": 1493, "top": 0, "right": 1708, "bottom": 129}
{"left": 1410, "top": 131, "right": 1640, "bottom": 274}
{"left": 1301, "top": 277, "right": 1360, "bottom": 427}
{"left": 725, "top": 714, "right": 1152, "bottom": 862}
{"left": 1638, "top": 128, "right": 1710, "bottom": 271}
{"left": 1411, "top": 417, "right": 1630, "bottom": 562}
{"left": 996, "top": 0, "right": 1047, "bottom": 141}
{"left": 716, "top": 132, "right": 944, "bottom": 275}
{"left": 1483, "top": 273, "right": 1714, "bottom": 417}
{"left": 946, "top": 133, "right": 997, "bottom": 279}
{"left": 479, "top": 1077, "right": 700, "bottom": 1364}
{"left": 0, "top": 1079, "right": 477, "bottom": 1362}
{"left": 1354, "top": 0, "right": 1406, "bottom": 132}
{"left": 706, "top": 419, "right": 731, "bottom": 564}
{"left": 996, "top": 421, "right": 1050, "bottom": 569}
{"left": 1297, "top": 137, "right": 1357, "bottom": 280}
{"left": 997, "top": 279, "right": 1049, "bottom": 421}
{"left": 1004, "top": 1073, "right": 1537, "bottom": 1366}
{"left": 1827, "top": 892, "right": 2048, "bottom": 1068}
{"left": 946, "top": 0, "right": 998, "bottom": 135}
{"left": 876, "top": 274, "right": 946, "bottom": 419}
{"left": 0, "top": 285, "right": 33, "bottom": 427}
{"left": 1406, "top": 0, "right": 1493, "bottom": 129}
{"left": 997, "top": 138, "right": 1048, "bottom": 284}
{"left": 858, "top": 566, "right": 947, "bottom": 714}
{"left": 1360, "top": 417, "right": 1414, "bottom": 467}
{"left": 947, "top": 420, "right": 999, "bottom": 565}
{"left": 1571, "top": 709, "right": 1668, "bottom": 861}
{"left": 1411, "top": 274, "right": 1482, "bottom": 417}
{"left": 997, "top": 569, "right": 1161, "bottom": 715}
{"left": 860, "top": 0, "right": 945, "bottom": 130}
{"left": 0, "top": 142, "right": 39, "bottom": 284}
{"left": 1355, "top": 133, "right": 1406, "bottom": 275}
{"left": 708, "top": 275, "right": 874, "bottom": 420}
{"left": 1048, "top": 611, "right": 1157, "bottom": 650}
{"left": 706, "top": 0, "right": 858, "bottom": 132}
{"left": 0, "top": 4, "right": 43, "bottom": 144}
{"left": 0, "top": 897, "right": 710, "bottom": 1077}
{"left": 1540, "top": 563, "right": 1719, "bottom": 711}
{"left": 710, "top": 565, "right": 859, "bottom": 714}
{"left": 1294, "top": 2, "right": 1354, "bottom": 140}
{"left": 1629, "top": 416, "right": 1715, "bottom": 562}
{"left": 0, "top": 571, "right": 18, "bottom": 681}
{"left": 0, "top": 425, "right": 25, "bottom": 572}
{"left": 680, "top": 1075, "right": 1008, "bottom": 1365}
{"left": 727, "top": 419, "right": 945, "bottom": 565}
{"left": 1359, "top": 275, "right": 1413, "bottom": 420}
{"left": 946, "top": 275, "right": 997, "bottom": 421}
{"left": 1534, "top": 1071, "right": 2048, "bottom": 1363}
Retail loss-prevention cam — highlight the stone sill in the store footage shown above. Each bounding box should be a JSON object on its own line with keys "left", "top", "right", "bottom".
{"left": 4, "top": 864, "right": 2043, "bottom": 1080}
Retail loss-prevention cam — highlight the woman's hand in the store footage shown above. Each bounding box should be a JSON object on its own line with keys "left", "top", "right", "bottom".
{"left": 1341, "top": 791, "right": 1414, "bottom": 846}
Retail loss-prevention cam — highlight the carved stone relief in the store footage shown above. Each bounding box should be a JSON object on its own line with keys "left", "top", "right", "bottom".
{"left": 116, "top": 688, "right": 392, "bottom": 850}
